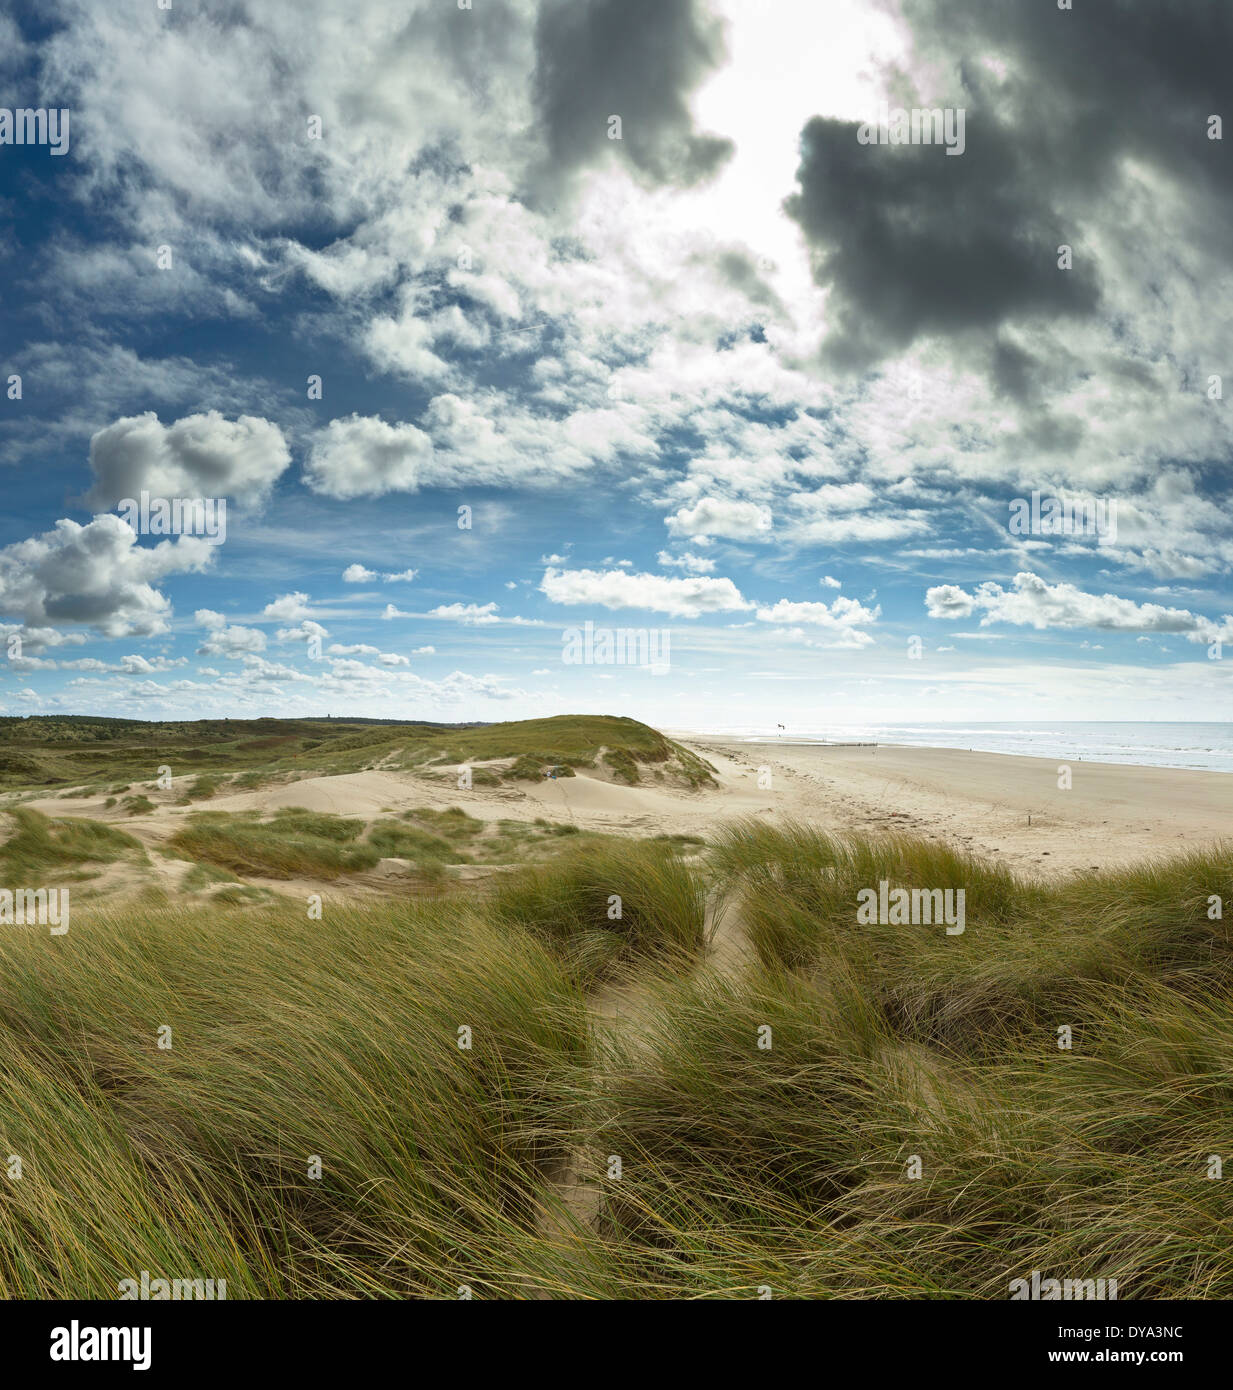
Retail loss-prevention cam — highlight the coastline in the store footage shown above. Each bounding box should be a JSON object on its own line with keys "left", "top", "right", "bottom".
{"left": 677, "top": 735, "right": 1232, "bottom": 876}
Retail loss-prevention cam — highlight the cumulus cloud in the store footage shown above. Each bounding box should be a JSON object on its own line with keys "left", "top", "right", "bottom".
{"left": 785, "top": 0, "right": 1233, "bottom": 384}
{"left": 540, "top": 566, "right": 751, "bottom": 618}
{"left": 429, "top": 602, "right": 501, "bottom": 626}
{"left": 305, "top": 417, "right": 434, "bottom": 501}
{"left": 925, "top": 584, "right": 976, "bottom": 619}
{"left": 83, "top": 412, "right": 290, "bottom": 509}
{"left": 0, "top": 515, "right": 214, "bottom": 638}
{"left": 665, "top": 498, "right": 773, "bottom": 541}
{"left": 927, "top": 572, "right": 1233, "bottom": 644}
{"left": 342, "top": 564, "right": 376, "bottom": 583}
{"left": 262, "top": 592, "right": 313, "bottom": 623}
{"left": 120, "top": 654, "right": 189, "bottom": 673}
{"left": 658, "top": 550, "right": 716, "bottom": 574}
{"left": 276, "top": 620, "right": 330, "bottom": 645}
{"left": 531, "top": 0, "right": 733, "bottom": 195}
{"left": 194, "top": 609, "right": 267, "bottom": 658}
{"left": 756, "top": 596, "right": 881, "bottom": 648}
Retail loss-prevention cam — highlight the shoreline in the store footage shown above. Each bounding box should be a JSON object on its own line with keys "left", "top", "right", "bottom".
{"left": 664, "top": 728, "right": 1233, "bottom": 777}
{"left": 678, "top": 736, "right": 1232, "bottom": 877}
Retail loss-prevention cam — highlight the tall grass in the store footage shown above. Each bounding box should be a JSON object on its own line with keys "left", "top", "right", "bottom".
{"left": 1, "top": 821, "right": 1231, "bottom": 1298}
{"left": 168, "top": 809, "right": 379, "bottom": 880}
{"left": 488, "top": 838, "right": 708, "bottom": 984}
{"left": 0, "top": 898, "right": 589, "bottom": 1297}
{"left": 0, "top": 808, "right": 145, "bottom": 879}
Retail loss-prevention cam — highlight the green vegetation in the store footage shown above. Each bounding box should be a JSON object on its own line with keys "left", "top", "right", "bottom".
{"left": 397, "top": 716, "right": 716, "bottom": 789}
{"left": 0, "top": 899, "right": 588, "bottom": 1297}
{"left": 3, "top": 719, "right": 1225, "bottom": 1300}
{"left": 169, "top": 809, "right": 378, "bottom": 880}
{"left": 489, "top": 837, "right": 708, "bottom": 984}
{"left": 180, "top": 774, "right": 225, "bottom": 803}
{"left": 0, "top": 809, "right": 145, "bottom": 881}
{"left": 0, "top": 714, "right": 716, "bottom": 795}
{"left": 181, "top": 862, "right": 241, "bottom": 892}
{"left": 165, "top": 804, "right": 610, "bottom": 885}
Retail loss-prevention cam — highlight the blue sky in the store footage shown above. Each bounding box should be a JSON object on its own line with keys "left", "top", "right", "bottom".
{"left": 1, "top": 0, "right": 1231, "bottom": 729}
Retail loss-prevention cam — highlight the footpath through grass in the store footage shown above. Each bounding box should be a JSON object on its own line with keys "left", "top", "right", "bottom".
{"left": 0, "top": 821, "right": 1230, "bottom": 1297}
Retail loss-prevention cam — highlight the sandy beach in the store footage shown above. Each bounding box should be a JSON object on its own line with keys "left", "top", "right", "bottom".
{"left": 23, "top": 730, "right": 1229, "bottom": 888}
{"left": 678, "top": 736, "right": 1232, "bottom": 876}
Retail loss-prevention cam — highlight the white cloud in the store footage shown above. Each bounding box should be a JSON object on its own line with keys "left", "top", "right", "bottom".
{"left": 194, "top": 609, "right": 267, "bottom": 658}
{"left": 84, "top": 411, "right": 289, "bottom": 509}
{"left": 342, "top": 564, "right": 376, "bottom": 583}
{"left": 928, "top": 572, "right": 1233, "bottom": 644}
{"left": 276, "top": 619, "right": 330, "bottom": 644}
{"left": 305, "top": 416, "right": 434, "bottom": 500}
{"left": 925, "top": 584, "right": 976, "bottom": 620}
{"left": 429, "top": 602, "right": 501, "bottom": 626}
{"left": 756, "top": 596, "right": 880, "bottom": 648}
{"left": 658, "top": 549, "right": 716, "bottom": 574}
{"left": 665, "top": 497, "right": 773, "bottom": 541}
{"left": 540, "top": 566, "right": 751, "bottom": 618}
{"left": 0, "top": 515, "right": 214, "bottom": 638}
{"left": 120, "top": 653, "right": 189, "bottom": 673}
{"left": 262, "top": 592, "right": 313, "bottom": 622}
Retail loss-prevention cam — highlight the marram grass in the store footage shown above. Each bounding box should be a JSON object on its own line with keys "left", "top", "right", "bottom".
{"left": 0, "top": 824, "right": 1230, "bottom": 1297}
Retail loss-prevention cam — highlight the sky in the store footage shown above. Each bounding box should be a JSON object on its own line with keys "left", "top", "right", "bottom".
{"left": 1, "top": 0, "right": 1231, "bottom": 729}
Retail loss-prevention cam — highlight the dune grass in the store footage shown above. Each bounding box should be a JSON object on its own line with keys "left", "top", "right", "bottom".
{"left": 168, "top": 808, "right": 379, "bottom": 880}
{"left": 0, "top": 898, "right": 589, "bottom": 1297}
{"left": 0, "top": 814, "right": 1230, "bottom": 1298}
{"left": 0, "top": 808, "right": 145, "bottom": 880}
{"left": 488, "top": 837, "right": 709, "bottom": 985}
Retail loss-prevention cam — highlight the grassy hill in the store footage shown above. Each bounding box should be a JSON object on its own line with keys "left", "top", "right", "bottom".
{"left": 0, "top": 714, "right": 716, "bottom": 794}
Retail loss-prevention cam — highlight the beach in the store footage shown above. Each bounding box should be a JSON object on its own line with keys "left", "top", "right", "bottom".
{"left": 678, "top": 737, "right": 1232, "bottom": 876}
{"left": 20, "top": 730, "right": 1230, "bottom": 890}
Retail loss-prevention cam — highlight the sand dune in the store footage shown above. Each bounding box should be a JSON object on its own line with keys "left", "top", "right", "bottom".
{"left": 17, "top": 734, "right": 1229, "bottom": 883}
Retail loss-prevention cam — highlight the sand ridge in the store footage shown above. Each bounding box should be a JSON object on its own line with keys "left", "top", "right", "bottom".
{"left": 11, "top": 736, "right": 1229, "bottom": 891}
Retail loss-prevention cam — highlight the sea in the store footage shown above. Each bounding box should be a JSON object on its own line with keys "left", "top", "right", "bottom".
{"left": 693, "top": 722, "right": 1233, "bottom": 775}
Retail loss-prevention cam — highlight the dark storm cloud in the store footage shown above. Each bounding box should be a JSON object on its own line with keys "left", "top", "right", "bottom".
{"left": 786, "top": 0, "right": 1231, "bottom": 371}
{"left": 531, "top": 0, "right": 733, "bottom": 194}
{"left": 785, "top": 112, "right": 1099, "bottom": 369}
